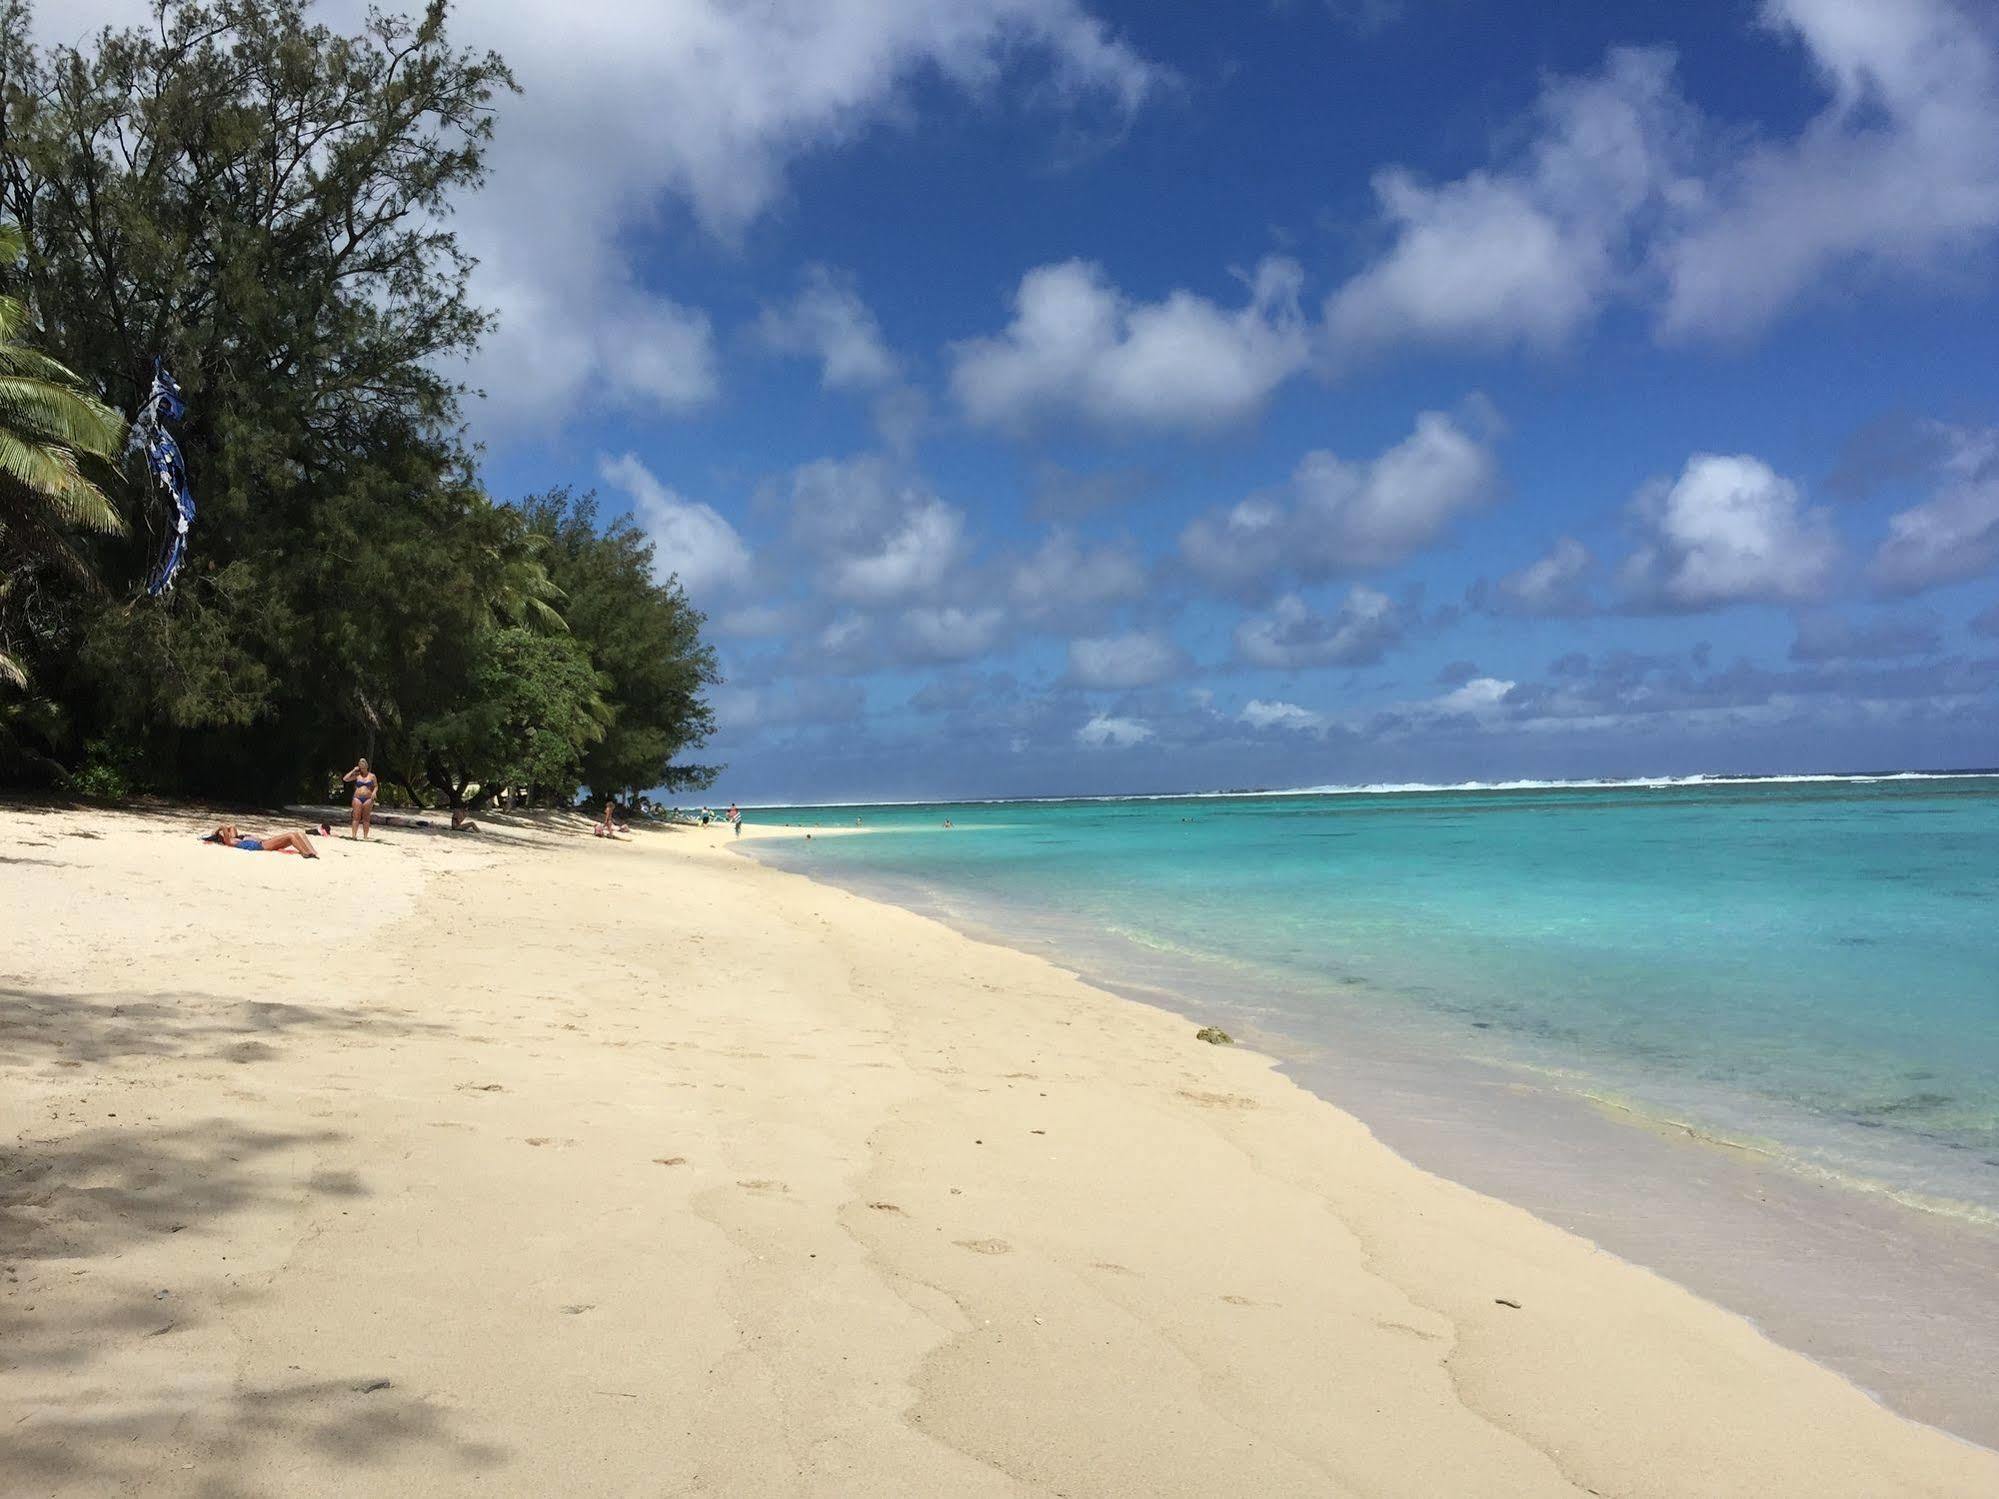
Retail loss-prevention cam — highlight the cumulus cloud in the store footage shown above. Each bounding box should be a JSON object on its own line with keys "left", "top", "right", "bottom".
{"left": 1788, "top": 610, "right": 1942, "bottom": 662}
{"left": 1488, "top": 536, "right": 1597, "bottom": 617}
{"left": 1870, "top": 424, "right": 1999, "bottom": 593}
{"left": 1327, "top": 47, "right": 1688, "bottom": 358}
{"left": 787, "top": 456, "right": 965, "bottom": 605}
{"left": 950, "top": 257, "right": 1308, "bottom": 432}
{"left": 1619, "top": 453, "right": 1839, "bottom": 610}
{"left": 1322, "top": 3, "right": 1999, "bottom": 356}
{"left": 1009, "top": 530, "right": 1147, "bottom": 623}
{"left": 1658, "top": 0, "right": 1999, "bottom": 339}
{"left": 711, "top": 678, "right": 866, "bottom": 735}
{"left": 1076, "top": 712, "right": 1154, "bottom": 748}
{"left": 1067, "top": 630, "right": 1188, "bottom": 689}
{"left": 1239, "top": 699, "right": 1327, "bottom": 733}
{"left": 1431, "top": 676, "right": 1516, "bottom": 717}
{"left": 1182, "top": 408, "right": 1499, "bottom": 592}
{"left": 756, "top": 265, "right": 899, "bottom": 391}
{"left": 1232, "top": 587, "right": 1404, "bottom": 669}
{"left": 1029, "top": 463, "right": 1151, "bottom": 521}
{"left": 901, "top": 605, "right": 1008, "bottom": 662}
{"left": 24, "top": 0, "right": 1162, "bottom": 433}
{"left": 598, "top": 453, "right": 751, "bottom": 597}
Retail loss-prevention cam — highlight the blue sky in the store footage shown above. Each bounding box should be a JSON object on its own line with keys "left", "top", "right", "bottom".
{"left": 46, "top": 0, "right": 1999, "bottom": 799}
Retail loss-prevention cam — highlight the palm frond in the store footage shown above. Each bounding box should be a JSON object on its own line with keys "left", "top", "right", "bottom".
{"left": 0, "top": 377, "right": 127, "bottom": 457}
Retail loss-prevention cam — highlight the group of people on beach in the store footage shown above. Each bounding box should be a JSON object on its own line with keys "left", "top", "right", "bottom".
{"left": 201, "top": 752, "right": 753, "bottom": 860}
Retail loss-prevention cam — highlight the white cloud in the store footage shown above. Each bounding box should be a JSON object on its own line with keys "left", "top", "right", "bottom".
{"left": 1233, "top": 587, "right": 1402, "bottom": 669}
{"left": 1871, "top": 423, "right": 1999, "bottom": 593}
{"left": 1433, "top": 676, "right": 1516, "bottom": 716}
{"left": 1182, "top": 408, "right": 1499, "bottom": 591}
{"left": 595, "top": 299, "right": 722, "bottom": 412}
{"left": 1658, "top": 0, "right": 1999, "bottom": 339}
{"left": 1066, "top": 630, "right": 1187, "bottom": 689}
{"left": 756, "top": 266, "right": 899, "bottom": 390}
{"left": 598, "top": 452, "right": 751, "bottom": 597}
{"left": 901, "top": 605, "right": 1007, "bottom": 662}
{"left": 1322, "top": 3, "right": 1999, "bottom": 355}
{"left": 1076, "top": 712, "right": 1154, "bottom": 748}
{"left": 1492, "top": 536, "right": 1596, "bottom": 616}
{"left": 81, "top": 0, "right": 1161, "bottom": 434}
{"left": 951, "top": 257, "right": 1308, "bottom": 432}
{"left": 787, "top": 456, "right": 965, "bottom": 605}
{"left": 1620, "top": 453, "right": 1839, "bottom": 609}
{"left": 1009, "top": 530, "right": 1147, "bottom": 622}
{"left": 1239, "top": 698, "right": 1327, "bottom": 733}
{"left": 1327, "top": 47, "right": 1688, "bottom": 357}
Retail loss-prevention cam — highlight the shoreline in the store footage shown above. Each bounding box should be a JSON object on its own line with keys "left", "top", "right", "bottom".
{"left": 742, "top": 830, "right": 1999, "bottom": 1451}
{"left": 5, "top": 803, "right": 1996, "bottom": 1495}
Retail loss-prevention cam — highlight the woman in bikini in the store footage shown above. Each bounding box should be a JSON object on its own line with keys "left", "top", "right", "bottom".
{"left": 342, "top": 757, "right": 378, "bottom": 840}
{"left": 204, "top": 825, "right": 320, "bottom": 858}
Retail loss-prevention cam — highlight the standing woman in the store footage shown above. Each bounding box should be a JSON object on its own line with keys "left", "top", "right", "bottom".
{"left": 342, "top": 757, "right": 378, "bottom": 840}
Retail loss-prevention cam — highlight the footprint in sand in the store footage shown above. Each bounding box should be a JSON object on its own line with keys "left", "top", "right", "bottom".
{"left": 737, "top": 1179, "right": 788, "bottom": 1194}
{"left": 1176, "top": 1089, "right": 1257, "bottom": 1111}
{"left": 1220, "top": 1294, "right": 1256, "bottom": 1306}
{"left": 653, "top": 1156, "right": 688, "bottom": 1167}
{"left": 1375, "top": 1319, "right": 1443, "bottom": 1341}
{"left": 954, "top": 1237, "right": 1011, "bottom": 1255}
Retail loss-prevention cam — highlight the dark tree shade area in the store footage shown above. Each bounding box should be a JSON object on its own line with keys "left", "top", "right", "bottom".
{"left": 0, "top": 0, "right": 719, "bottom": 810}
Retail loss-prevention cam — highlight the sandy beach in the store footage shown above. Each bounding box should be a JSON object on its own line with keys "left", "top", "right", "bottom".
{"left": 3, "top": 804, "right": 1995, "bottom": 1497}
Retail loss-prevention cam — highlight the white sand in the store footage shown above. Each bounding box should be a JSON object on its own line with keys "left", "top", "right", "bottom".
{"left": 2, "top": 803, "right": 1994, "bottom": 1496}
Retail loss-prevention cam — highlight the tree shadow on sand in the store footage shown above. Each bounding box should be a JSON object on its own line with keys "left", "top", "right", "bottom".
{"left": 7, "top": 1372, "right": 510, "bottom": 1493}
{"left": 0, "top": 985, "right": 455, "bottom": 1069}
{"left": 2, "top": 1124, "right": 512, "bottom": 1489}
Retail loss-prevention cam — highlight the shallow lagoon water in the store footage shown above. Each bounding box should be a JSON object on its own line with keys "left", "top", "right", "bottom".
{"left": 753, "top": 775, "right": 1999, "bottom": 1220}
{"left": 749, "top": 775, "right": 1999, "bottom": 1442}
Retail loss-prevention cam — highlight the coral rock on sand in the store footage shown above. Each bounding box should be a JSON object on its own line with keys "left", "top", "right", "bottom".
{"left": 1195, "top": 1026, "right": 1234, "bottom": 1045}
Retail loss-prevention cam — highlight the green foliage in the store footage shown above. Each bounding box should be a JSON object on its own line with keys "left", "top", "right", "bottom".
{"left": 519, "top": 488, "right": 720, "bottom": 798}
{"left": 0, "top": 219, "right": 127, "bottom": 689}
{"left": 63, "top": 736, "right": 143, "bottom": 802}
{"left": 0, "top": 2, "right": 720, "bottom": 806}
{"left": 410, "top": 624, "right": 608, "bottom": 809}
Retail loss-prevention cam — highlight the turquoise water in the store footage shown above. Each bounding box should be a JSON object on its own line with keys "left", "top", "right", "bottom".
{"left": 751, "top": 775, "right": 1999, "bottom": 1220}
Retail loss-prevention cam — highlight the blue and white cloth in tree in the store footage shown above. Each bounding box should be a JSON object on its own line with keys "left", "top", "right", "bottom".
{"left": 130, "top": 360, "right": 193, "bottom": 597}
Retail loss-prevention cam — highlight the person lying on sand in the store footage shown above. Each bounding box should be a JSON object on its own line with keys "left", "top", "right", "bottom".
{"left": 202, "top": 824, "right": 319, "bottom": 858}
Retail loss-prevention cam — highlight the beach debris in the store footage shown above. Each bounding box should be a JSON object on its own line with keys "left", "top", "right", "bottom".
{"left": 561, "top": 1304, "right": 594, "bottom": 1315}
{"left": 1494, "top": 1298, "right": 1522, "bottom": 1309}
{"left": 459, "top": 1082, "right": 504, "bottom": 1092}
{"left": 1195, "top": 1026, "right": 1234, "bottom": 1046}
{"left": 653, "top": 1156, "right": 688, "bottom": 1166}
{"left": 354, "top": 1379, "right": 392, "bottom": 1394}
{"left": 867, "top": 1201, "right": 904, "bottom": 1213}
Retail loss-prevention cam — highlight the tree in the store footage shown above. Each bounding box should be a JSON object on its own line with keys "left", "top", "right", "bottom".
{"left": 0, "top": 0, "right": 516, "bottom": 797}
{"left": 519, "top": 487, "right": 720, "bottom": 800}
{"left": 0, "top": 6, "right": 721, "bottom": 808}
{"left": 408, "top": 624, "right": 608, "bottom": 820}
{"left": 0, "top": 220, "right": 125, "bottom": 691}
